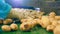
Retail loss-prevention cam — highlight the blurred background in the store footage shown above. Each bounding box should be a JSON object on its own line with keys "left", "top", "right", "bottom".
{"left": 5, "top": 0, "right": 60, "bottom": 15}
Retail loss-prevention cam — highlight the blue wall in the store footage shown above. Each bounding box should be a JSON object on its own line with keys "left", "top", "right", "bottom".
{"left": 5, "top": 0, "right": 38, "bottom": 8}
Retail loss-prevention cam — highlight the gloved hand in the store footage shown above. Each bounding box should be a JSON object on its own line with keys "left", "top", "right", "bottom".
{"left": 0, "top": 0, "right": 12, "bottom": 19}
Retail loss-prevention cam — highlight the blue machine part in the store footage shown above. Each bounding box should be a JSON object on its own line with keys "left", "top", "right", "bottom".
{"left": 0, "top": 0, "right": 12, "bottom": 19}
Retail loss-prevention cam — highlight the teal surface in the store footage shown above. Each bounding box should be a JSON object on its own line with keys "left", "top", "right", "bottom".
{"left": 0, "top": 0, "right": 11, "bottom": 19}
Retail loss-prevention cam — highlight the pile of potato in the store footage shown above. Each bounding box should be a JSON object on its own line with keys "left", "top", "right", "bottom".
{"left": 7, "top": 8, "right": 44, "bottom": 19}
{"left": 20, "top": 18, "right": 38, "bottom": 31}
{"left": 0, "top": 8, "right": 60, "bottom": 34}
{"left": 0, "top": 19, "right": 13, "bottom": 25}
{"left": 1, "top": 23, "right": 18, "bottom": 31}
{"left": 0, "top": 19, "right": 18, "bottom": 31}
{"left": 20, "top": 11, "right": 60, "bottom": 34}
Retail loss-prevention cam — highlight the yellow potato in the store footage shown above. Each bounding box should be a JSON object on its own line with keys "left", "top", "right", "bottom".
{"left": 57, "top": 20, "right": 60, "bottom": 25}
{"left": 34, "top": 19, "right": 41, "bottom": 24}
{"left": 3, "top": 19, "right": 13, "bottom": 24}
{"left": 20, "top": 20, "right": 37, "bottom": 31}
{"left": 55, "top": 16, "right": 60, "bottom": 20}
{"left": 10, "top": 23, "right": 18, "bottom": 30}
{"left": 51, "top": 20, "right": 58, "bottom": 26}
{"left": 21, "top": 19, "right": 28, "bottom": 23}
{"left": 28, "top": 21, "right": 37, "bottom": 28}
{"left": 49, "top": 17, "right": 55, "bottom": 23}
{"left": 49, "top": 12, "right": 56, "bottom": 18}
{"left": 1, "top": 25, "right": 11, "bottom": 31}
{"left": 53, "top": 25, "right": 60, "bottom": 34}
{"left": 36, "top": 12, "right": 44, "bottom": 19}
{"left": 21, "top": 19, "right": 33, "bottom": 23}
{"left": 37, "top": 16, "right": 42, "bottom": 19}
{"left": 41, "top": 16, "right": 51, "bottom": 28}
{"left": 20, "top": 23, "right": 31, "bottom": 31}
{"left": 46, "top": 25, "right": 55, "bottom": 31}
{"left": 32, "top": 19, "right": 38, "bottom": 24}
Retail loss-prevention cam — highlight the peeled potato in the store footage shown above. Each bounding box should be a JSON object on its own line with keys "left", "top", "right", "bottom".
{"left": 53, "top": 25, "right": 60, "bottom": 34}
{"left": 41, "top": 16, "right": 51, "bottom": 28}
{"left": 3, "top": 19, "right": 13, "bottom": 24}
{"left": 1, "top": 25, "right": 11, "bottom": 31}
{"left": 10, "top": 23, "right": 18, "bottom": 30}
{"left": 46, "top": 25, "right": 55, "bottom": 31}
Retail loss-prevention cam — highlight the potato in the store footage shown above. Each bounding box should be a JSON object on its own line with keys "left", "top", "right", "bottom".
{"left": 21, "top": 18, "right": 33, "bottom": 23}
{"left": 53, "top": 25, "right": 60, "bottom": 34}
{"left": 10, "top": 23, "right": 18, "bottom": 30}
{"left": 33, "top": 19, "right": 38, "bottom": 24}
{"left": 3, "top": 19, "right": 13, "bottom": 24}
{"left": 20, "top": 23, "right": 31, "bottom": 31}
{"left": 41, "top": 16, "right": 51, "bottom": 28}
{"left": 51, "top": 20, "right": 58, "bottom": 26}
{"left": 1, "top": 25, "right": 11, "bottom": 31}
{"left": 49, "top": 12, "right": 56, "bottom": 18}
{"left": 57, "top": 20, "right": 60, "bottom": 25}
{"left": 34, "top": 19, "right": 41, "bottom": 24}
{"left": 20, "top": 23, "right": 26, "bottom": 31}
{"left": 21, "top": 19, "right": 28, "bottom": 23}
{"left": 26, "top": 18, "right": 33, "bottom": 22}
{"left": 20, "top": 20, "right": 37, "bottom": 31}
{"left": 46, "top": 25, "right": 55, "bottom": 31}
{"left": 37, "top": 16, "right": 42, "bottom": 19}
{"left": 28, "top": 21, "right": 37, "bottom": 28}
{"left": 55, "top": 16, "right": 60, "bottom": 20}
{"left": 36, "top": 12, "right": 44, "bottom": 19}
{"left": 49, "top": 17, "right": 55, "bottom": 23}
